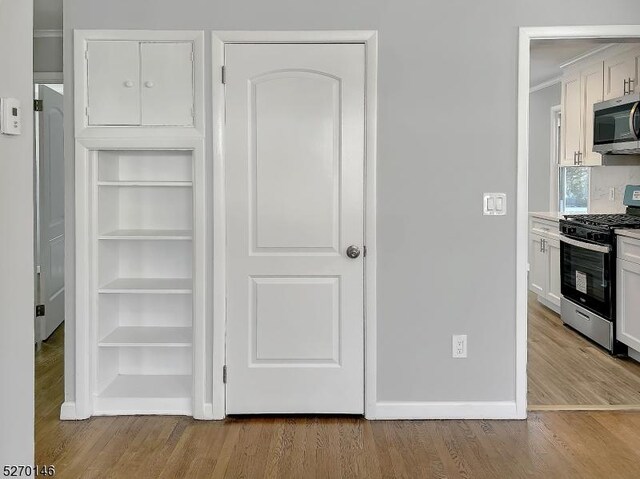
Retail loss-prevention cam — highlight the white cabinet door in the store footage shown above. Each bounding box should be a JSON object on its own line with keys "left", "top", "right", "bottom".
{"left": 529, "top": 233, "right": 546, "bottom": 296}
{"left": 87, "top": 41, "right": 140, "bottom": 125}
{"left": 140, "top": 42, "right": 194, "bottom": 126}
{"left": 604, "top": 50, "right": 637, "bottom": 100}
{"left": 580, "top": 62, "right": 603, "bottom": 166}
{"left": 617, "top": 258, "right": 640, "bottom": 352}
{"left": 561, "top": 73, "right": 581, "bottom": 166}
{"left": 225, "top": 43, "right": 365, "bottom": 414}
{"left": 546, "top": 237, "right": 562, "bottom": 307}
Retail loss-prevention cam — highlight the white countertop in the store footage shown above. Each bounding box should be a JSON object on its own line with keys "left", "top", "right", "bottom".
{"left": 529, "top": 211, "right": 564, "bottom": 222}
{"left": 615, "top": 229, "right": 640, "bottom": 240}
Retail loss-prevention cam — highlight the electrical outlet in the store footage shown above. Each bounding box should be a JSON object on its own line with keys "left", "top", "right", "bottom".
{"left": 452, "top": 335, "right": 467, "bottom": 358}
{"left": 610, "top": 187, "right": 615, "bottom": 201}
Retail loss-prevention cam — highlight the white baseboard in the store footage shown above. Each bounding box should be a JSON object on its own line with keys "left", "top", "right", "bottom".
{"left": 628, "top": 348, "right": 640, "bottom": 363}
{"left": 373, "top": 400, "right": 520, "bottom": 420}
{"left": 59, "top": 401, "right": 78, "bottom": 420}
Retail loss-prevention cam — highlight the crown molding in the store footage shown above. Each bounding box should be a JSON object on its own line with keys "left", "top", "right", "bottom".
{"left": 530, "top": 76, "right": 561, "bottom": 94}
{"left": 559, "top": 43, "right": 616, "bottom": 70}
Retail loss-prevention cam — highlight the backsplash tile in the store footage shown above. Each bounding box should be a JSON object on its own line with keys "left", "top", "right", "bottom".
{"left": 590, "top": 165, "right": 640, "bottom": 213}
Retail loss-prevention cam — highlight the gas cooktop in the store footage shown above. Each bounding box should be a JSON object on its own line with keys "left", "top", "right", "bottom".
{"left": 563, "top": 213, "right": 640, "bottom": 229}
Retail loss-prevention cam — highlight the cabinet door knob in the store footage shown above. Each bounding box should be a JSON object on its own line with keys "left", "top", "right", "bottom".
{"left": 123, "top": 80, "right": 134, "bottom": 88}
{"left": 144, "top": 81, "right": 155, "bottom": 88}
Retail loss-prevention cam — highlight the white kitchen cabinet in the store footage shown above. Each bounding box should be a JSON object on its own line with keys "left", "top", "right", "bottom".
{"left": 75, "top": 31, "right": 204, "bottom": 138}
{"left": 560, "top": 62, "right": 603, "bottom": 166}
{"left": 604, "top": 48, "right": 640, "bottom": 100}
{"left": 580, "top": 62, "right": 604, "bottom": 166}
{"left": 617, "top": 236, "right": 640, "bottom": 353}
{"left": 529, "top": 217, "right": 562, "bottom": 311}
{"left": 561, "top": 72, "right": 582, "bottom": 166}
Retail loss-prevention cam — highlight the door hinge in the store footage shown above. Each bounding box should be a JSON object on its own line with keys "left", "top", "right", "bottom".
{"left": 223, "top": 365, "right": 227, "bottom": 384}
{"left": 35, "top": 304, "right": 45, "bottom": 317}
{"left": 363, "top": 245, "right": 367, "bottom": 257}
{"left": 221, "top": 66, "right": 226, "bottom": 84}
{"left": 34, "top": 99, "right": 43, "bottom": 112}
{"left": 85, "top": 106, "right": 90, "bottom": 118}
{"left": 85, "top": 49, "right": 89, "bottom": 60}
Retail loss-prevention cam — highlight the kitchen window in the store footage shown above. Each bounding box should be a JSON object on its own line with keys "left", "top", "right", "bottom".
{"left": 550, "top": 107, "right": 590, "bottom": 214}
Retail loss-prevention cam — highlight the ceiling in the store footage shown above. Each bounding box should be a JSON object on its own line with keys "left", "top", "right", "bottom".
{"left": 34, "top": 0, "right": 62, "bottom": 30}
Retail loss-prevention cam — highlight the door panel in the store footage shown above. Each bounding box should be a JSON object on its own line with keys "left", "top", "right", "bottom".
{"left": 581, "top": 62, "right": 603, "bottom": 165}
{"left": 561, "top": 74, "right": 581, "bottom": 165}
{"left": 604, "top": 51, "right": 636, "bottom": 100}
{"left": 87, "top": 41, "right": 140, "bottom": 125}
{"left": 140, "top": 42, "right": 194, "bottom": 126}
{"left": 39, "top": 85, "right": 65, "bottom": 340}
{"left": 529, "top": 234, "right": 546, "bottom": 296}
{"left": 617, "top": 259, "right": 640, "bottom": 351}
{"left": 225, "top": 43, "right": 365, "bottom": 414}
{"left": 546, "top": 238, "right": 562, "bottom": 306}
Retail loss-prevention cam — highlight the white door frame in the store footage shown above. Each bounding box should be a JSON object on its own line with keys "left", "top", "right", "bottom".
{"left": 211, "top": 31, "right": 378, "bottom": 420}
{"left": 517, "top": 25, "right": 640, "bottom": 418}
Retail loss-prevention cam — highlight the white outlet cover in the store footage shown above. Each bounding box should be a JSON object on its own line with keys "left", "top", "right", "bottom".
{"left": 452, "top": 334, "right": 467, "bottom": 358}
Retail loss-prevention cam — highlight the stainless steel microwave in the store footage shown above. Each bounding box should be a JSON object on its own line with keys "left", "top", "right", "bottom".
{"left": 593, "top": 93, "right": 640, "bottom": 154}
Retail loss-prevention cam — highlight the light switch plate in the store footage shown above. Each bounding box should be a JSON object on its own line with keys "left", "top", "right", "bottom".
{"left": 483, "top": 193, "right": 506, "bottom": 215}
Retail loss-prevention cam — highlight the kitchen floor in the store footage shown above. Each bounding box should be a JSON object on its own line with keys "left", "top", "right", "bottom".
{"left": 528, "top": 292, "right": 640, "bottom": 406}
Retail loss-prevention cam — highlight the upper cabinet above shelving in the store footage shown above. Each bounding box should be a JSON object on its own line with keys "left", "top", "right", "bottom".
{"left": 75, "top": 31, "right": 204, "bottom": 138}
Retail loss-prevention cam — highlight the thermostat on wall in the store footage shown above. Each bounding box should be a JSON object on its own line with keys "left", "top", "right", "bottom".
{"left": 1, "top": 98, "right": 22, "bottom": 135}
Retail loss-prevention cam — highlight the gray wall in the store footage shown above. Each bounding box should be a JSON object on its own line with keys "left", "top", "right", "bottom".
{"left": 529, "top": 84, "right": 561, "bottom": 212}
{"left": 34, "top": 36, "right": 63, "bottom": 73}
{"left": 63, "top": 0, "right": 640, "bottom": 406}
{"left": 0, "top": 0, "right": 34, "bottom": 465}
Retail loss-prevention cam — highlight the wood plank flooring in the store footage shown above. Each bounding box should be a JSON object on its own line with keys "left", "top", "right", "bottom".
{"left": 528, "top": 292, "right": 640, "bottom": 406}
{"left": 35, "top": 323, "right": 640, "bottom": 478}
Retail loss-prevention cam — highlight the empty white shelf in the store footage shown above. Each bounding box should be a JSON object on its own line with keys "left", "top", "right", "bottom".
{"left": 99, "top": 375, "right": 192, "bottom": 398}
{"left": 99, "top": 327, "right": 192, "bottom": 347}
{"left": 97, "top": 180, "right": 192, "bottom": 187}
{"left": 99, "top": 278, "right": 192, "bottom": 294}
{"left": 94, "top": 374, "right": 192, "bottom": 416}
{"left": 99, "top": 229, "right": 193, "bottom": 240}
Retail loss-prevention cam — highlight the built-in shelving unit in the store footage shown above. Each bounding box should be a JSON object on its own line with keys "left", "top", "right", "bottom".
{"left": 91, "top": 148, "right": 196, "bottom": 415}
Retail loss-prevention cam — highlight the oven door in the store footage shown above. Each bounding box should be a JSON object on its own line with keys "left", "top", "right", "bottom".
{"left": 593, "top": 96, "right": 640, "bottom": 153}
{"left": 560, "top": 235, "right": 612, "bottom": 318}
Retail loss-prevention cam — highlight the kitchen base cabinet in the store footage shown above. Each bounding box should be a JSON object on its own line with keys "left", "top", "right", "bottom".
{"left": 617, "top": 235, "right": 640, "bottom": 354}
{"left": 529, "top": 216, "right": 562, "bottom": 313}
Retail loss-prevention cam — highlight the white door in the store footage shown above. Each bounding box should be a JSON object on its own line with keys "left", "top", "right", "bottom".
{"left": 38, "top": 85, "right": 65, "bottom": 340}
{"left": 87, "top": 41, "right": 140, "bottom": 125}
{"left": 529, "top": 234, "right": 546, "bottom": 296}
{"left": 561, "top": 73, "right": 581, "bottom": 165}
{"left": 140, "top": 42, "right": 194, "bottom": 126}
{"left": 225, "top": 43, "right": 365, "bottom": 414}
{"left": 580, "top": 62, "right": 603, "bottom": 166}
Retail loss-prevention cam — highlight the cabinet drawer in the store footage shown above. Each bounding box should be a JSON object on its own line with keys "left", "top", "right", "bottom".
{"left": 617, "top": 235, "right": 640, "bottom": 263}
{"left": 530, "top": 219, "right": 559, "bottom": 239}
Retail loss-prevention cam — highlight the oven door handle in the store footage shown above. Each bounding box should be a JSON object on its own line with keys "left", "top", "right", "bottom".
{"left": 560, "top": 234, "right": 611, "bottom": 253}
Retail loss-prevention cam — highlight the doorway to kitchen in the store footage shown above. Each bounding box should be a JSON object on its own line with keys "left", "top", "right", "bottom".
{"left": 519, "top": 27, "right": 640, "bottom": 411}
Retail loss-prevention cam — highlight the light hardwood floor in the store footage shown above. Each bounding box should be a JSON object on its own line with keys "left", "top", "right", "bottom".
{"left": 528, "top": 292, "right": 640, "bottom": 406}
{"left": 36, "top": 323, "right": 640, "bottom": 478}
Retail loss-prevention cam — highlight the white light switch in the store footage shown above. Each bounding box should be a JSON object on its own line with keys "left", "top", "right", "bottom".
{"left": 483, "top": 193, "right": 506, "bottom": 216}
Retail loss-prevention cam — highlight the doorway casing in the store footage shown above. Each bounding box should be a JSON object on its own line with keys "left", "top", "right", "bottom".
{"left": 517, "top": 25, "right": 640, "bottom": 417}
{"left": 210, "top": 31, "right": 378, "bottom": 419}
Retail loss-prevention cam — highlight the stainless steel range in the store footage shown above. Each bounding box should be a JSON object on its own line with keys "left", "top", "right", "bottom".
{"left": 559, "top": 186, "right": 640, "bottom": 354}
